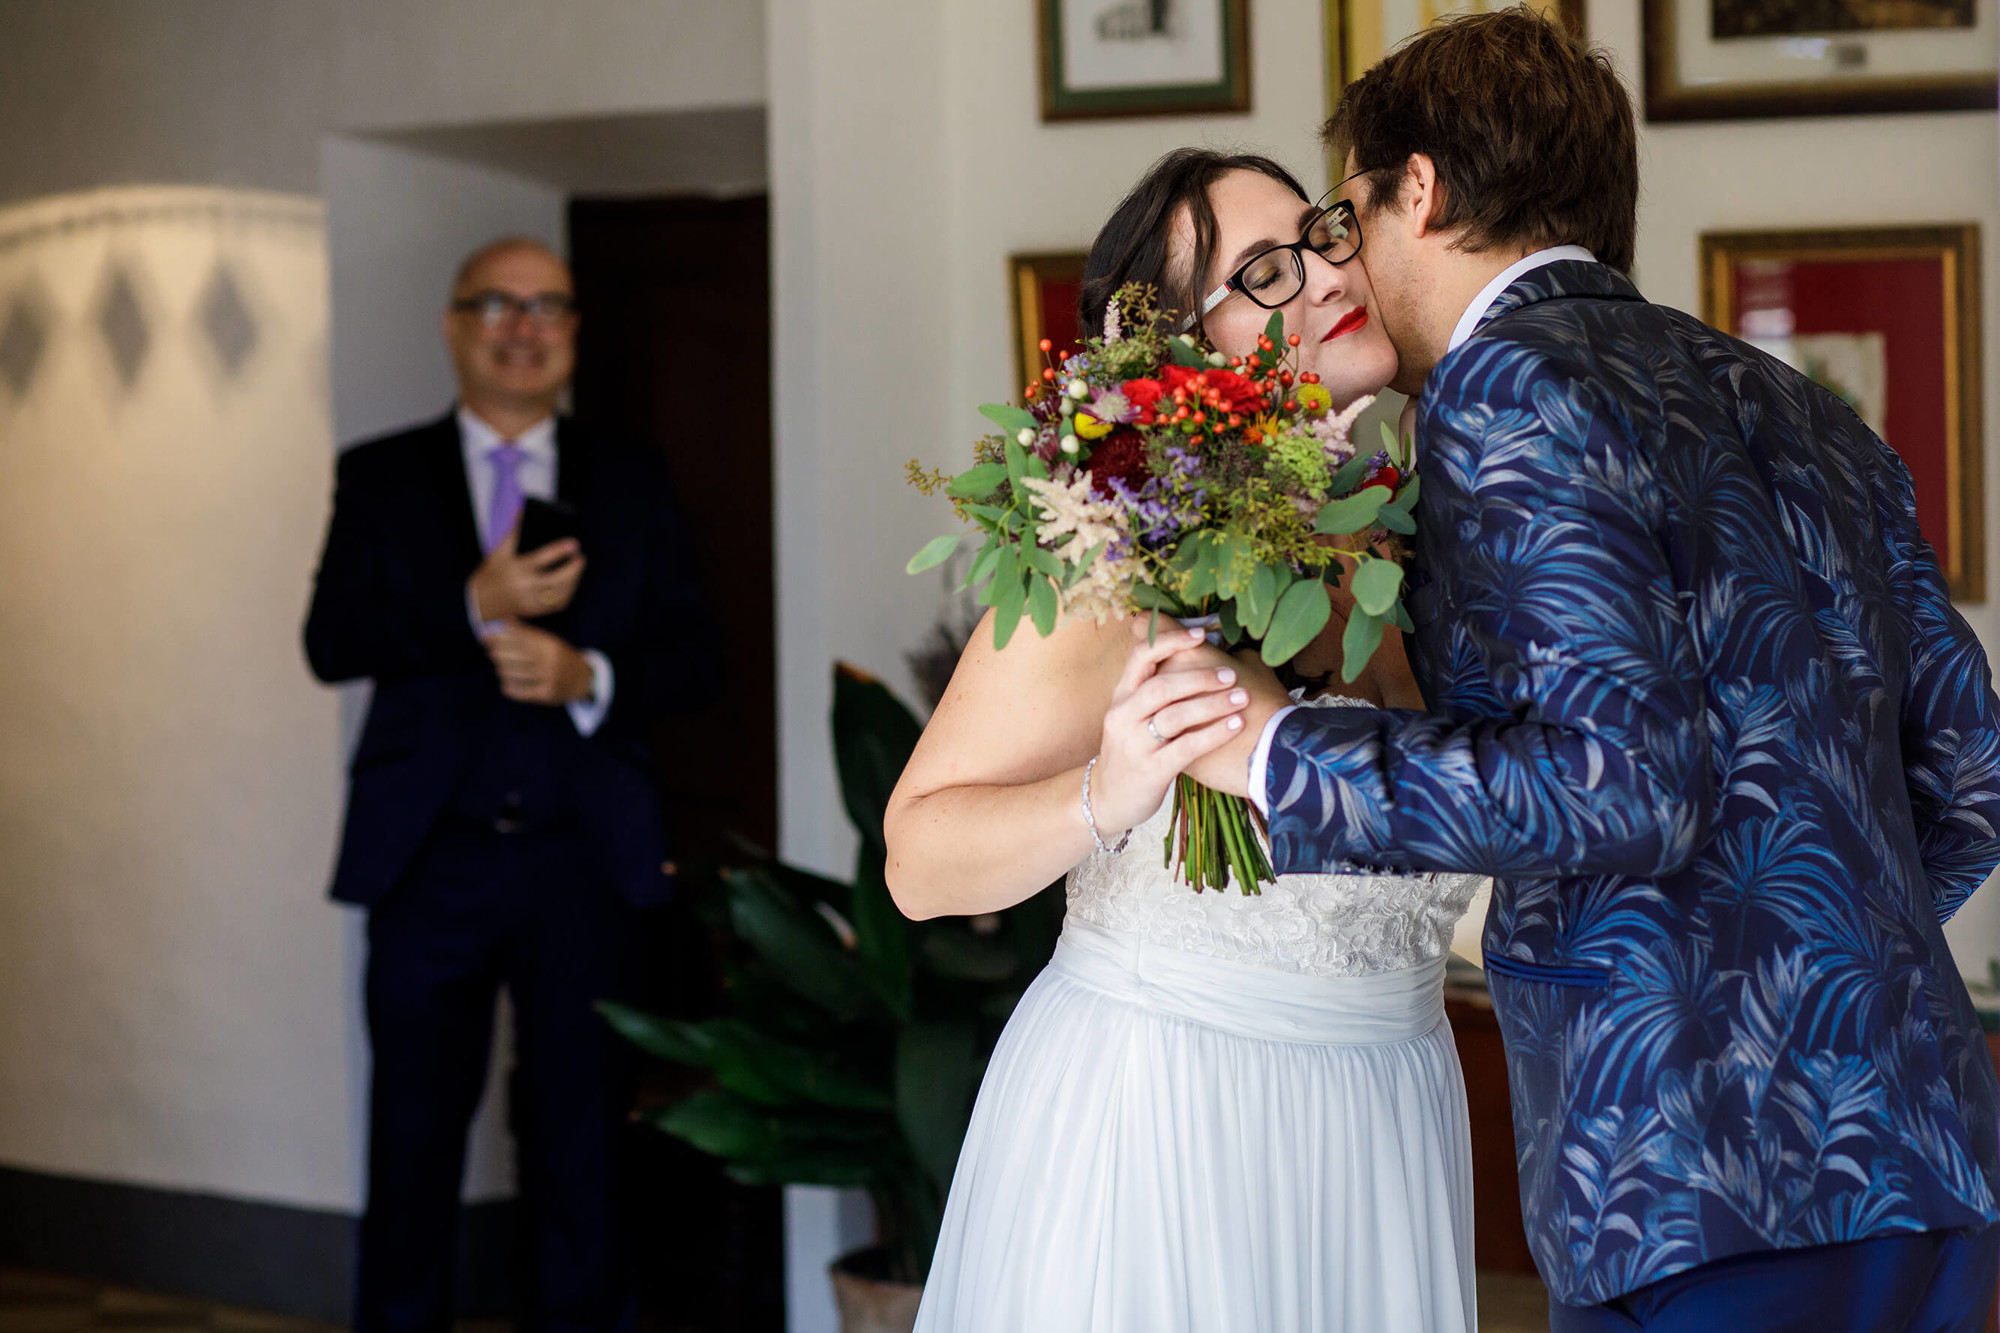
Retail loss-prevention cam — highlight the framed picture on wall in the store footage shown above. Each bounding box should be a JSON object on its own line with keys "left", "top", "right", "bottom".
{"left": 1644, "top": 0, "right": 1998, "bottom": 121}
{"left": 1701, "top": 225, "right": 1985, "bottom": 601}
{"left": 1038, "top": 0, "right": 1251, "bottom": 121}
{"left": 1009, "top": 252, "right": 1090, "bottom": 394}
{"left": 1324, "top": 0, "right": 1583, "bottom": 109}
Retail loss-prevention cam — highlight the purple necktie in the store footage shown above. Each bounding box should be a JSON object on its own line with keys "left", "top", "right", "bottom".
{"left": 486, "top": 441, "right": 524, "bottom": 553}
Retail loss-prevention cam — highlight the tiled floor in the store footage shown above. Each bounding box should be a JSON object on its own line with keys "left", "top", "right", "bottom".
{"left": 1, "top": 1267, "right": 1551, "bottom": 1333}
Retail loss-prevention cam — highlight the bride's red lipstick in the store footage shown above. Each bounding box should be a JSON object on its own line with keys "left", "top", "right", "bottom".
{"left": 1322, "top": 307, "right": 1369, "bottom": 342}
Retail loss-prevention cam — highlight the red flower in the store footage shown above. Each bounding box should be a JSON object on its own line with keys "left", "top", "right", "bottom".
{"left": 1121, "top": 378, "right": 1165, "bottom": 424}
{"left": 1157, "top": 365, "right": 1270, "bottom": 418}
{"left": 1363, "top": 463, "right": 1402, "bottom": 493}
{"left": 1084, "top": 428, "right": 1152, "bottom": 498}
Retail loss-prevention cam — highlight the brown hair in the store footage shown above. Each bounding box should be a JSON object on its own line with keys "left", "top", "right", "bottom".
{"left": 1323, "top": 7, "right": 1637, "bottom": 274}
{"left": 1078, "top": 148, "right": 1311, "bottom": 337}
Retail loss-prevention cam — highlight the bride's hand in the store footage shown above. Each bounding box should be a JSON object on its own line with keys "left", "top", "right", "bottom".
{"left": 1086, "top": 622, "right": 1250, "bottom": 839}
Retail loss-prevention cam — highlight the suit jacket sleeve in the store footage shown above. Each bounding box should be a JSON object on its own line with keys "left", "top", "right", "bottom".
{"left": 1263, "top": 340, "right": 1713, "bottom": 879}
{"left": 1885, "top": 442, "right": 2000, "bottom": 922}
{"left": 302, "top": 445, "right": 486, "bottom": 684}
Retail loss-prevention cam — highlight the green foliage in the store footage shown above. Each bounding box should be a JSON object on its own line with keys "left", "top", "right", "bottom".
{"left": 601, "top": 664, "right": 1063, "bottom": 1286}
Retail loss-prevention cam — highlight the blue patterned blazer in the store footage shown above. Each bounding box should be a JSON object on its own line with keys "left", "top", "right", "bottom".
{"left": 1264, "top": 260, "right": 2000, "bottom": 1305}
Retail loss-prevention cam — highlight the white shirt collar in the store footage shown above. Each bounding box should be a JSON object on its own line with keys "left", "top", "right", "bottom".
{"left": 1446, "top": 245, "right": 1598, "bottom": 354}
{"left": 456, "top": 403, "right": 557, "bottom": 462}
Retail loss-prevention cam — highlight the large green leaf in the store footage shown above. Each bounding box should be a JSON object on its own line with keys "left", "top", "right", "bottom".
{"left": 1341, "top": 607, "right": 1386, "bottom": 682}
{"left": 896, "top": 1022, "right": 981, "bottom": 1193}
{"left": 728, "top": 869, "right": 881, "bottom": 1022}
{"left": 1351, "top": 558, "right": 1405, "bottom": 617}
{"left": 1027, "top": 575, "right": 1058, "bottom": 637}
{"left": 1261, "top": 578, "right": 1331, "bottom": 667}
{"left": 701, "top": 1018, "right": 893, "bottom": 1110}
{"left": 1314, "top": 485, "right": 1391, "bottom": 535}
{"left": 918, "top": 925, "right": 1020, "bottom": 982}
{"left": 831, "top": 664, "right": 924, "bottom": 858}
{"left": 978, "top": 403, "right": 1038, "bottom": 435}
{"left": 596, "top": 1002, "right": 710, "bottom": 1066}
{"left": 906, "top": 532, "right": 964, "bottom": 575}
{"left": 849, "top": 857, "right": 913, "bottom": 1020}
{"left": 945, "top": 462, "right": 1008, "bottom": 501}
{"left": 1167, "top": 334, "right": 1207, "bottom": 368}
{"left": 991, "top": 574, "right": 1028, "bottom": 650}
{"left": 651, "top": 1088, "right": 888, "bottom": 1163}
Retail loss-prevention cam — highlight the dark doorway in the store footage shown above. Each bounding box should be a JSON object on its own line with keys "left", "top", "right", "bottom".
{"left": 567, "top": 196, "right": 782, "bottom": 1333}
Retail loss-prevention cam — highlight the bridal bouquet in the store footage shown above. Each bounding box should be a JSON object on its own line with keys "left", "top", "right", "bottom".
{"left": 907, "top": 285, "right": 1417, "bottom": 894}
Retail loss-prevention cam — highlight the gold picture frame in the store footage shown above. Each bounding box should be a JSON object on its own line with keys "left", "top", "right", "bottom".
{"left": 1008, "top": 251, "right": 1091, "bottom": 395}
{"left": 1701, "top": 225, "right": 1985, "bottom": 602}
{"left": 1644, "top": 0, "right": 1997, "bottom": 122}
{"left": 1323, "top": 0, "right": 1585, "bottom": 111}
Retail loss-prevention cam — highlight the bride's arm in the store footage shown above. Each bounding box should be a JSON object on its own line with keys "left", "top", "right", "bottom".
{"left": 885, "top": 612, "right": 1247, "bottom": 920}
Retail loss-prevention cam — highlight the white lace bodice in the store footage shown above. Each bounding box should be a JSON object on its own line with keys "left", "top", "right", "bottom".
{"left": 1066, "top": 694, "right": 1485, "bottom": 978}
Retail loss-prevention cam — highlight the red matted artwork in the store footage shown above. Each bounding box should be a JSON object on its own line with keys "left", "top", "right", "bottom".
{"left": 1703, "top": 226, "right": 1984, "bottom": 601}
{"left": 1009, "top": 252, "right": 1089, "bottom": 396}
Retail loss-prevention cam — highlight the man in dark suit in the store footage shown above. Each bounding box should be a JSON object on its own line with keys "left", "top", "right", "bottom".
{"left": 305, "top": 237, "right": 714, "bottom": 1333}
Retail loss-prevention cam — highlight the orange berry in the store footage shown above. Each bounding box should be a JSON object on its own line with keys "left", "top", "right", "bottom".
{"left": 1228, "top": 414, "right": 1242, "bottom": 427}
{"left": 1287, "top": 333, "right": 1301, "bottom": 347}
{"left": 1284, "top": 399, "right": 1298, "bottom": 412}
{"left": 1042, "top": 367, "right": 1057, "bottom": 381}
{"left": 1191, "top": 411, "right": 1205, "bottom": 424}
{"left": 1038, "top": 337, "right": 1053, "bottom": 352}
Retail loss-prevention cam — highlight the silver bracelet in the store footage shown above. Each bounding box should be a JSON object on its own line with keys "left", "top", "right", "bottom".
{"left": 1081, "top": 757, "right": 1132, "bottom": 855}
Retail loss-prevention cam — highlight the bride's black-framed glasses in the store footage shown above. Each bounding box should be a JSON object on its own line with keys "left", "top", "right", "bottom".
{"left": 1179, "top": 194, "right": 1362, "bottom": 333}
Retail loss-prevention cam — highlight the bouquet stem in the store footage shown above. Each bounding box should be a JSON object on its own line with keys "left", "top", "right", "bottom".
{"left": 1167, "top": 774, "right": 1274, "bottom": 894}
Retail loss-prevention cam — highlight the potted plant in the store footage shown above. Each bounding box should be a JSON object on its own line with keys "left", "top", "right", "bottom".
{"left": 601, "top": 663, "right": 1062, "bottom": 1333}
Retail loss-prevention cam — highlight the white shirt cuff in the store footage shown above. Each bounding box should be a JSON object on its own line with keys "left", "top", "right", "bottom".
{"left": 567, "top": 650, "right": 614, "bottom": 736}
{"left": 1246, "top": 704, "right": 1298, "bottom": 817}
{"left": 466, "top": 580, "right": 502, "bottom": 638}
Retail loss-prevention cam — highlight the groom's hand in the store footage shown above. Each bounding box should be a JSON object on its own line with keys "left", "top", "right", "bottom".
{"left": 1130, "top": 621, "right": 1290, "bottom": 800}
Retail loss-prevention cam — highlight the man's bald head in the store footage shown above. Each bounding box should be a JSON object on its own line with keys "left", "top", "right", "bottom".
{"left": 450, "top": 237, "right": 567, "bottom": 301}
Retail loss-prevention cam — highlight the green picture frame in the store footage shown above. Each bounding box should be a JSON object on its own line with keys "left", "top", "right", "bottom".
{"left": 1039, "top": 0, "right": 1252, "bottom": 121}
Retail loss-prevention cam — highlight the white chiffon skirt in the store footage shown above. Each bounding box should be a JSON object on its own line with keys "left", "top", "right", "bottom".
{"left": 914, "top": 921, "right": 1477, "bottom": 1333}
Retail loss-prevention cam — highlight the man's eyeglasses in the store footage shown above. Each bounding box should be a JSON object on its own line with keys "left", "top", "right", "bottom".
{"left": 1179, "top": 195, "right": 1362, "bottom": 333}
{"left": 450, "top": 290, "right": 578, "bottom": 328}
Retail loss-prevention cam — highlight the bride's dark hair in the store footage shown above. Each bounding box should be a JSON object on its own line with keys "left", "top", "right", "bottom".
{"left": 1078, "top": 148, "right": 1312, "bottom": 338}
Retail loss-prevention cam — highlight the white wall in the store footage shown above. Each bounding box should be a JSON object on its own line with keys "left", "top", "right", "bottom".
{"left": 0, "top": 187, "right": 350, "bottom": 1208}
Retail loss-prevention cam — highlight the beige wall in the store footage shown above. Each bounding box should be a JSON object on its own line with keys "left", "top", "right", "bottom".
{"left": 0, "top": 187, "right": 350, "bottom": 1207}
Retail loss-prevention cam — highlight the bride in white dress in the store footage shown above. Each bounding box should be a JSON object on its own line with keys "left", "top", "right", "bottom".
{"left": 884, "top": 150, "right": 1482, "bottom": 1332}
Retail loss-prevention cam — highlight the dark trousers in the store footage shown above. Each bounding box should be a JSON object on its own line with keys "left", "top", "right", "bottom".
{"left": 1551, "top": 1226, "right": 2000, "bottom": 1333}
{"left": 354, "top": 819, "right": 638, "bottom": 1333}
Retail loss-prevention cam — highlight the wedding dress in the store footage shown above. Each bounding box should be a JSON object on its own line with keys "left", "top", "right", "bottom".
{"left": 913, "top": 694, "right": 1485, "bottom": 1333}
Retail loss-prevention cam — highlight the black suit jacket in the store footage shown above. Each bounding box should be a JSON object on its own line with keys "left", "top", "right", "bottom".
{"left": 303, "top": 410, "right": 715, "bottom": 908}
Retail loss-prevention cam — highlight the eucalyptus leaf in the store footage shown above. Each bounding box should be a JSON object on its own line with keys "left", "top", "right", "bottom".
{"left": 1128, "top": 581, "right": 1179, "bottom": 612}
{"left": 1389, "top": 598, "right": 1415, "bottom": 633}
{"left": 1389, "top": 474, "right": 1421, "bottom": 511}
{"left": 1168, "top": 336, "right": 1207, "bottom": 368}
{"left": 906, "top": 532, "right": 964, "bottom": 575}
{"left": 1327, "top": 453, "right": 1372, "bottom": 495}
{"left": 1004, "top": 437, "right": 1029, "bottom": 488}
{"left": 991, "top": 573, "right": 1028, "bottom": 650}
{"left": 1351, "top": 558, "right": 1405, "bottom": 616}
{"left": 1314, "top": 485, "right": 1391, "bottom": 535}
{"left": 1241, "top": 562, "right": 1279, "bottom": 638}
{"left": 1376, "top": 506, "right": 1416, "bottom": 535}
{"left": 1380, "top": 418, "right": 1401, "bottom": 466}
{"left": 1023, "top": 546, "right": 1062, "bottom": 579}
{"left": 1261, "top": 578, "right": 1331, "bottom": 667}
{"left": 963, "top": 539, "right": 1001, "bottom": 591}
{"left": 1341, "top": 607, "right": 1386, "bottom": 682}
{"left": 946, "top": 462, "right": 1008, "bottom": 500}
{"left": 1027, "top": 574, "right": 1058, "bottom": 637}
{"left": 979, "top": 403, "right": 1039, "bottom": 434}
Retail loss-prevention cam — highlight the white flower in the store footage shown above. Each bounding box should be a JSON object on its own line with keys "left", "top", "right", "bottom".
{"left": 1310, "top": 391, "right": 1375, "bottom": 461}
{"left": 1060, "top": 434, "right": 1079, "bottom": 454}
{"left": 1067, "top": 378, "right": 1089, "bottom": 400}
{"left": 1017, "top": 427, "right": 1037, "bottom": 446}
{"left": 1206, "top": 351, "right": 1228, "bottom": 367}
{"left": 1017, "top": 473, "right": 1151, "bottom": 623}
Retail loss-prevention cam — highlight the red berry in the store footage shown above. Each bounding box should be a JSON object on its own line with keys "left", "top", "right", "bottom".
{"left": 1038, "top": 337, "right": 1053, "bottom": 352}
{"left": 1287, "top": 333, "right": 1301, "bottom": 346}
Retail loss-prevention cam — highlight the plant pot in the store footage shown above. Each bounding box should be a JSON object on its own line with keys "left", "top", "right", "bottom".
{"left": 830, "top": 1245, "right": 924, "bottom": 1333}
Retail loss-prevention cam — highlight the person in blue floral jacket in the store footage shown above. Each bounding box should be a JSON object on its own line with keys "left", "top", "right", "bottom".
{"left": 1162, "top": 10, "right": 2000, "bottom": 1330}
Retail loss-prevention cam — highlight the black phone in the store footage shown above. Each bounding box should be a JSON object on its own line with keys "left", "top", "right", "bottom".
{"left": 516, "top": 496, "right": 580, "bottom": 556}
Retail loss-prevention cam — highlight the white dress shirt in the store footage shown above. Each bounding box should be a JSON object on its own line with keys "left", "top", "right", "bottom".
{"left": 1244, "top": 245, "right": 1598, "bottom": 814}
{"left": 457, "top": 405, "right": 614, "bottom": 738}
